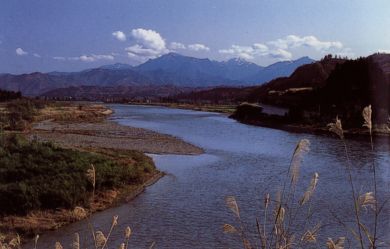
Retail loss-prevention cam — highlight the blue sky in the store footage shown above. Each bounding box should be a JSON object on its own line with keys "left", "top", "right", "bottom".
{"left": 1, "top": 0, "right": 390, "bottom": 73}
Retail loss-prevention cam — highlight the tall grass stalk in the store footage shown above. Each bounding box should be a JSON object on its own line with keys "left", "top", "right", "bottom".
{"left": 362, "top": 105, "right": 379, "bottom": 248}
{"left": 224, "top": 106, "right": 387, "bottom": 248}
{"left": 86, "top": 164, "right": 96, "bottom": 201}
{"left": 224, "top": 139, "right": 319, "bottom": 249}
{"left": 328, "top": 117, "right": 364, "bottom": 249}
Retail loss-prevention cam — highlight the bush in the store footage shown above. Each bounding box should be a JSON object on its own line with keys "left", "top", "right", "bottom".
{"left": 2, "top": 98, "right": 47, "bottom": 131}
{"left": 0, "top": 135, "right": 155, "bottom": 215}
{"left": 0, "top": 89, "right": 21, "bottom": 102}
{"left": 230, "top": 103, "right": 264, "bottom": 121}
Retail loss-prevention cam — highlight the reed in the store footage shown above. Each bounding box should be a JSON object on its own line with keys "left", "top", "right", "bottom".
{"left": 223, "top": 138, "right": 319, "bottom": 249}
{"left": 222, "top": 105, "right": 388, "bottom": 249}
{"left": 86, "top": 164, "right": 96, "bottom": 201}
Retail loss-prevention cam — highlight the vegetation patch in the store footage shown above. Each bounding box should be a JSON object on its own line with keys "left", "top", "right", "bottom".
{"left": 0, "top": 90, "right": 21, "bottom": 102}
{"left": 0, "top": 99, "right": 47, "bottom": 131}
{"left": 0, "top": 134, "right": 155, "bottom": 216}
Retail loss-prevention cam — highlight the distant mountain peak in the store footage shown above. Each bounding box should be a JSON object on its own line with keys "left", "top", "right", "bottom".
{"left": 164, "top": 52, "right": 183, "bottom": 57}
{"left": 99, "top": 63, "right": 133, "bottom": 70}
{"left": 226, "top": 57, "right": 252, "bottom": 65}
{"left": 295, "top": 56, "right": 314, "bottom": 63}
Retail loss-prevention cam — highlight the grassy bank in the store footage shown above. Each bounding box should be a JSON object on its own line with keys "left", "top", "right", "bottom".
{"left": 0, "top": 99, "right": 161, "bottom": 241}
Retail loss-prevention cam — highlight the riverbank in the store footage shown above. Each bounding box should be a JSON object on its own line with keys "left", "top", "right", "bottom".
{"left": 127, "top": 102, "right": 390, "bottom": 138}
{"left": 126, "top": 101, "right": 236, "bottom": 115}
{"left": 232, "top": 116, "right": 390, "bottom": 139}
{"left": 0, "top": 171, "right": 164, "bottom": 239}
{"left": 0, "top": 101, "right": 203, "bottom": 242}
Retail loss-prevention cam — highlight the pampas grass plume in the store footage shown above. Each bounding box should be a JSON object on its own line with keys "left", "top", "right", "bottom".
{"left": 358, "top": 192, "right": 376, "bottom": 211}
{"left": 73, "top": 206, "right": 87, "bottom": 220}
{"left": 328, "top": 116, "right": 344, "bottom": 139}
{"left": 72, "top": 233, "right": 80, "bottom": 249}
{"left": 326, "top": 237, "right": 345, "bottom": 249}
{"left": 54, "top": 242, "right": 63, "bottom": 249}
{"left": 95, "top": 231, "right": 107, "bottom": 248}
{"left": 225, "top": 196, "right": 240, "bottom": 218}
{"left": 362, "top": 105, "right": 372, "bottom": 134}
{"left": 291, "top": 139, "right": 310, "bottom": 184}
{"left": 299, "top": 172, "right": 319, "bottom": 205}
{"left": 223, "top": 224, "right": 238, "bottom": 234}
{"left": 125, "top": 226, "right": 132, "bottom": 239}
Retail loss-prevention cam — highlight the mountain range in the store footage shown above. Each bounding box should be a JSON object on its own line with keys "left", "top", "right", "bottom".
{"left": 0, "top": 52, "right": 314, "bottom": 96}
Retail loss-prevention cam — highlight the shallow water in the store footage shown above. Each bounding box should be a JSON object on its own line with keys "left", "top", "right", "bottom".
{"left": 25, "top": 104, "right": 390, "bottom": 249}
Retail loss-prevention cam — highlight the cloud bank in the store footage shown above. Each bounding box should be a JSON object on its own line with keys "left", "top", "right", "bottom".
{"left": 53, "top": 54, "right": 114, "bottom": 62}
{"left": 188, "top": 43, "right": 210, "bottom": 51}
{"left": 219, "top": 35, "right": 350, "bottom": 61}
{"left": 268, "top": 35, "right": 343, "bottom": 51}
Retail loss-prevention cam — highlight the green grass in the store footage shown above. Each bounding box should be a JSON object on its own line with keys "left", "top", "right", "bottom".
{"left": 0, "top": 134, "right": 155, "bottom": 215}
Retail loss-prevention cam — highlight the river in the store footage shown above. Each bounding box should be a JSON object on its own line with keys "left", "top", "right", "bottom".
{"left": 25, "top": 104, "right": 390, "bottom": 249}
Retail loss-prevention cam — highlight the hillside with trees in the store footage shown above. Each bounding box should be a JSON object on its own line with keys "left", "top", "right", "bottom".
{"left": 170, "top": 53, "right": 390, "bottom": 130}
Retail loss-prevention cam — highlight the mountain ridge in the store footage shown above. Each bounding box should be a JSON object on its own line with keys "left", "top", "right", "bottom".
{"left": 0, "top": 53, "right": 314, "bottom": 96}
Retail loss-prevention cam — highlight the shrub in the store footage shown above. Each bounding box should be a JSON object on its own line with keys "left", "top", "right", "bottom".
{"left": 2, "top": 98, "right": 47, "bottom": 131}
{"left": 230, "top": 103, "right": 264, "bottom": 121}
{"left": 0, "top": 89, "right": 21, "bottom": 102}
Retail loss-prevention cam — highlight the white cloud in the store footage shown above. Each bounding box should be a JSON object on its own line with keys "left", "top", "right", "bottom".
{"left": 33, "top": 53, "right": 41, "bottom": 58}
{"left": 126, "top": 44, "right": 164, "bottom": 59}
{"left": 116, "top": 28, "right": 211, "bottom": 61}
{"left": 268, "top": 35, "right": 343, "bottom": 51}
{"left": 378, "top": 49, "right": 390, "bottom": 54}
{"left": 131, "top": 28, "right": 166, "bottom": 51}
{"left": 53, "top": 54, "right": 114, "bottom": 62}
{"left": 170, "top": 42, "right": 186, "bottom": 50}
{"left": 112, "top": 31, "right": 126, "bottom": 41}
{"left": 16, "top": 47, "right": 28, "bottom": 56}
{"left": 269, "top": 49, "right": 293, "bottom": 60}
{"left": 219, "top": 35, "right": 347, "bottom": 62}
{"left": 79, "top": 54, "right": 114, "bottom": 62}
{"left": 188, "top": 43, "right": 210, "bottom": 51}
{"left": 219, "top": 43, "right": 269, "bottom": 60}
{"left": 253, "top": 43, "right": 269, "bottom": 52}
{"left": 53, "top": 56, "right": 66, "bottom": 61}
{"left": 126, "top": 28, "right": 169, "bottom": 61}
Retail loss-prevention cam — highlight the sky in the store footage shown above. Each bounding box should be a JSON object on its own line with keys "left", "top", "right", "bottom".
{"left": 1, "top": 0, "right": 390, "bottom": 74}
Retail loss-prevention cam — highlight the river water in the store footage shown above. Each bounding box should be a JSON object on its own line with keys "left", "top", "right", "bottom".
{"left": 25, "top": 104, "right": 390, "bottom": 249}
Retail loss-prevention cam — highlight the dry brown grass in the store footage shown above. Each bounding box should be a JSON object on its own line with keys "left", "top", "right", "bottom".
{"left": 36, "top": 103, "right": 112, "bottom": 123}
